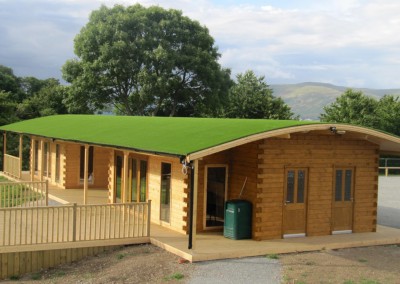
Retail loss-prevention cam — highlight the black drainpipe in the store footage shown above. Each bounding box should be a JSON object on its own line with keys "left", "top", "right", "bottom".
{"left": 188, "top": 162, "right": 194, "bottom": 249}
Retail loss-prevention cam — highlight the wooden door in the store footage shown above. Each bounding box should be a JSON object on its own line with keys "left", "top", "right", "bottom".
{"left": 332, "top": 168, "right": 354, "bottom": 232}
{"left": 283, "top": 168, "right": 308, "bottom": 236}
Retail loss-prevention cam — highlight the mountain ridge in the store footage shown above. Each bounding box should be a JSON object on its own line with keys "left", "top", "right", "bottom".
{"left": 270, "top": 82, "right": 400, "bottom": 120}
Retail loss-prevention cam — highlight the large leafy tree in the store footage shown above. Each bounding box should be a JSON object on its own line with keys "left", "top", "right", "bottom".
{"left": 320, "top": 89, "right": 379, "bottom": 128}
{"left": 375, "top": 95, "right": 400, "bottom": 136}
{"left": 225, "top": 70, "right": 295, "bottom": 119}
{"left": 62, "top": 4, "right": 230, "bottom": 116}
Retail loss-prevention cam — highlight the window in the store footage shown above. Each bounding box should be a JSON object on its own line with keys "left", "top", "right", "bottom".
{"left": 160, "top": 163, "right": 171, "bottom": 222}
{"left": 34, "top": 140, "right": 39, "bottom": 173}
{"left": 55, "top": 144, "right": 60, "bottom": 182}
{"left": 80, "top": 146, "right": 94, "bottom": 183}
{"left": 128, "top": 157, "right": 147, "bottom": 202}
{"left": 43, "top": 142, "right": 51, "bottom": 177}
{"left": 335, "top": 169, "right": 353, "bottom": 202}
{"left": 139, "top": 160, "right": 147, "bottom": 202}
{"left": 285, "top": 168, "right": 307, "bottom": 204}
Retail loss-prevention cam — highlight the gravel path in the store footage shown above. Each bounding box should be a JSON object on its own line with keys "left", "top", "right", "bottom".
{"left": 188, "top": 257, "right": 282, "bottom": 284}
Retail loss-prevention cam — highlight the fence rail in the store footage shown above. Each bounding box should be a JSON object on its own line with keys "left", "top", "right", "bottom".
{"left": 379, "top": 158, "right": 400, "bottom": 176}
{"left": 0, "top": 202, "right": 151, "bottom": 247}
{"left": 3, "top": 154, "right": 20, "bottom": 179}
{"left": 0, "top": 181, "right": 48, "bottom": 208}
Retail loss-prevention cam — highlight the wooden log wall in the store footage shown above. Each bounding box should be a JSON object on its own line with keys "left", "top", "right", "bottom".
{"left": 0, "top": 246, "right": 118, "bottom": 280}
{"left": 255, "top": 133, "right": 379, "bottom": 240}
{"left": 147, "top": 156, "right": 188, "bottom": 234}
{"left": 64, "top": 144, "right": 110, "bottom": 189}
{"left": 195, "top": 142, "right": 260, "bottom": 233}
{"left": 196, "top": 151, "right": 230, "bottom": 232}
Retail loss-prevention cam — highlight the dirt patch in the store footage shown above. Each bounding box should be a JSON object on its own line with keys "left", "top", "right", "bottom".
{"left": 3, "top": 244, "right": 400, "bottom": 283}
{"left": 280, "top": 245, "right": 400, "bottom": 284}
{"left": 10, "top": 244, "right": 194, "bottom": 284}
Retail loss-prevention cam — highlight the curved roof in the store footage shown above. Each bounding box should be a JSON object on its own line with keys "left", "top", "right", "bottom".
{"left": 1, "top": 115, "right": 400, "bottom": 160}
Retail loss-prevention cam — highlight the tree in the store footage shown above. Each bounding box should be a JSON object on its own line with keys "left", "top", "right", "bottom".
{"left": 375, "top": 95, "right": 400, "bottom": 136}
{"left": 16, "top": 79, "right": 70, "bottom": 120}
{"left": 320, "top": 89, "right": 379, "bottom": 128}
{"left": 224, "top": 70, "right": 295, "bottom": 119}
{"left": 62, "top": 4, "right": 230, "bottom": 117}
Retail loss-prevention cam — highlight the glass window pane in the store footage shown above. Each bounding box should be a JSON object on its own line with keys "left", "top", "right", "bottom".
{"left": 286, "top": 170, "right": 295, "bottom": 203}
{"left": 297, "top": 170, "right": 305, "bottom": 203}
{"left": 115, "top": 155, "right": 123, "bottom": 202}
{"left": 335, "top": 170, "right": 343, "bottom": 201}
{"left": 55, "top": 144, "right": 60, "bottom": 182}
{"left": 344, "top": 170, "right": 352, "bottom": 201}
{"left": 131, "top": 159, "right": 137, "bottom": 202}
{"left": 160, "top": 163, "right": 171, "bottom": 222}
{"left": 139, "top": 160, "right": 147, "bottom": 202}
{"left": 206, "top": 167, "right": 226, "bottom": 227}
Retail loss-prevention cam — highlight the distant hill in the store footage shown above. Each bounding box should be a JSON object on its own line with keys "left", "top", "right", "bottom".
{"left": 270, "top": 82, "right": 400, "bottom": 120}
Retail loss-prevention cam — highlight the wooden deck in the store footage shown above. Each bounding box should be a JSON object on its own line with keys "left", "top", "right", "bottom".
{"left": 150, "top": 224, "right": 400, "bottom": 262}
{"left": 6, "top": 172, "right": 400, "bottom": 263}
{"left": 18, "top": 172, "right": 109, "bottom": 205}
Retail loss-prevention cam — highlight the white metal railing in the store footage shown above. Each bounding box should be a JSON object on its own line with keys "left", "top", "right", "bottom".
{"left": 0, "top": 202, "right": 151, "bottom": 247}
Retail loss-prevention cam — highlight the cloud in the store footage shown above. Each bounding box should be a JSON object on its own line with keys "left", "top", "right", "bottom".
{"left": 0, "top": 0, "right": 399, "bottom": 88}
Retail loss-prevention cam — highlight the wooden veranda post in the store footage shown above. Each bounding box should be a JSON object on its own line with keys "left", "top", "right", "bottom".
{"left": 40, "top": 140, "right": 44, "bottom": 182}
{"left": 19, "top": 134, "right": 23, "bottom": 178}
{"left": 123, "top": 151, "right": 129, "bottom": 202}
{"left": 192, "top": 159, "right": 199, "bottom": 249}
{"left": 83, "top": 144, "right": 89, "bottom": 205}
{"left": 30, "top": 139, "right": 35, "bottom": 181}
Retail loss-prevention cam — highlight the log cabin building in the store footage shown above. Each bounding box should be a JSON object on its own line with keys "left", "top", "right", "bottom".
{"left": 2, "top": 115, "right": 400, "bottom": 242}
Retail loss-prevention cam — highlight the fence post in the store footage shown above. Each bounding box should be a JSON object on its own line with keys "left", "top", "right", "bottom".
{"left": 45, "top": 180, "right": 49, "bottom": 206}
{"left": 385, "top": 168, "right": 389, "bottom": 177}
{"left": 147, "top": 200, "right": 151, "bottom": 237}
{"left": 72, "top": 203, "right": 77, "bottom": 242}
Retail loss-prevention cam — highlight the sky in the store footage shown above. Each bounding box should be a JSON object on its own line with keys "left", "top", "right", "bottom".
{"left": 1, "top": 0, "right": 400, "bottom": 89}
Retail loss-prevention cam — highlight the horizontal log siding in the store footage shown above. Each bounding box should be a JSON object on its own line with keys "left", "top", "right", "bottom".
{"left": 196, "top": 142, "right": 260, "bottom": 233}
{"left": 64, "top": 144, "right": 110, "bottom": 189}
{"left": 148, "top": 156, "right": 188, "bottom": 233}
{"left": 256, "top": 133, "right": 379, "bottom": 240}
{"left": 196, "top": 151, "right": 230, "bottom": 232}
{"left": 228, "top": 141, "right": 260, "bottom": 238}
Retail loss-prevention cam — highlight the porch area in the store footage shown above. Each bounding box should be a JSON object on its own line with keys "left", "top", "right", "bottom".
{"left": 18, "top": 171, "right": 109, "bottom": 205}
{"left": 3, "top": 171, "right": 400, "bottom": 263}
{"left": 150, "top": 224, "right": 400, "bottom": 262}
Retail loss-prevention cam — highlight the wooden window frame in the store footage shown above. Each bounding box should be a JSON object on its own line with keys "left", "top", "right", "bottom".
{"left": 203, "top": 164, "right": 229, "bottom": 230}
{"left": 160, "top": 162, "right": 172, "bottom": 223}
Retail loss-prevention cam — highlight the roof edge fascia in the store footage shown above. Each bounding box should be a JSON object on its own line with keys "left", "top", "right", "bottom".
{"left": 185, "top": 123, "right": 400, "bottom": 162}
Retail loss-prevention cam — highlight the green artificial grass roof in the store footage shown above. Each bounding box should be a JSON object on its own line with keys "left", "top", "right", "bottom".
{"left": 0, "top": 115, "right": 317, "bottom": 157}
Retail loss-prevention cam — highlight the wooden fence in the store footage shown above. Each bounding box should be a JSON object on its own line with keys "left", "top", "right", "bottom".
{"left": 0, "top": 181, "right": 48, "bottom": 208}
{"left": 379, "top": 158, "right": 400, "bottom": 176}
{"left": 3, "top": 154, "right": 20, "bottom": 179}
{"left": 0, "top": 202, "right": 151, "bottom": 247}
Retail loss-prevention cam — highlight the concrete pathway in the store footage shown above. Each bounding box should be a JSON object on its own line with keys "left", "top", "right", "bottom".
{"left": 377, "top": 176, "right": 400, "bottom": 229}
{"left": 189, "top": 257, "right": 281, "bottom": 284}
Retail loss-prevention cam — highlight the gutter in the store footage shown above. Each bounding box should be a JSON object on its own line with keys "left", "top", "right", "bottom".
{"left": 188, "top": 161, "right": 194, "bottom": 249}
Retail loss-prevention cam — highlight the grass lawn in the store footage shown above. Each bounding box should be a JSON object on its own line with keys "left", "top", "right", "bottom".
{"left": 0, "top": 176, "right": 9, "bottom": 182}
{"left": 0, "top": 177, "right": 42, "bottom": 207}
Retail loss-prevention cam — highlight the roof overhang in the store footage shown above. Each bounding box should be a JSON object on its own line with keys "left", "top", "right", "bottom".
{"left": 185, "top": 123, "right": 400, "bottom": 161}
